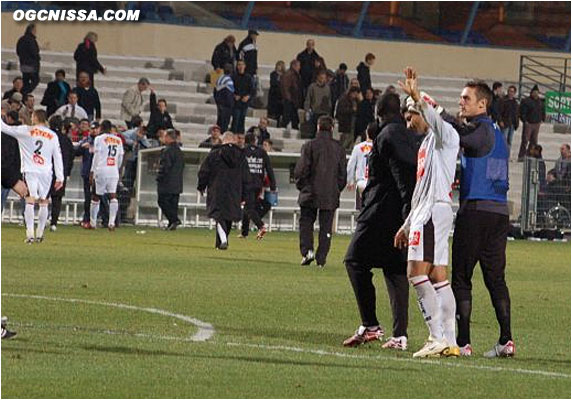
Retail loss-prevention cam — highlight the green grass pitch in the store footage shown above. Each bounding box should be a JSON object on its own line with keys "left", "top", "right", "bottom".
{"left": 1, "top": 224, "right": 570, "bottom": 398}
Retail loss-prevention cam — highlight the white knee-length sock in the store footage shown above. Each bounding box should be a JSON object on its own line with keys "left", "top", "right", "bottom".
{"left": 410, "top": 275, "right": 443, "bottom": 341}
{"left": 36, "top": 204, "right": 48, "bottom": 238}
{"left": 434, "top": 280, "right": 457, "bottom": 346}
{"left": 90, "top": 201, "right": 100, "bottom": 228}
{"left": 109, "top": 199, "right": 119, "bottom": 227}
{"left": 24, "top": 203, "right": 35, "bottom": 238}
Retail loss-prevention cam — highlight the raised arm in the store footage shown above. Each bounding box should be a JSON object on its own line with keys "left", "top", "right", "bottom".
{"left": 0, "top": 119, "right": 29, "bottom": 138}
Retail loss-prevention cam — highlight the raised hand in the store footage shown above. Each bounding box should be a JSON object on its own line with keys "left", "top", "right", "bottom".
{"left": 397, "top": 66, "right": 420, "bottom": 102}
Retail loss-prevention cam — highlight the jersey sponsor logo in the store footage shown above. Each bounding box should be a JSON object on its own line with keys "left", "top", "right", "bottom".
{"left": 409, "top": 230, "right": 421, "bottom": 246}
{"left": 106, "top": 157, "right": 116, "bottom": 166}
{"left": 360, "top": 143, "right": 372, "bottom": 153}
{"left": 416, "top": 148, "right": 426, "bottom": 181}
{"left": 32, "top": 153, "right": 45, "bottom": 165}
{"left": 104, "top": 136, "right": 122, "bottom": 145}
{"left": 30, "top": 128, "right": 54, "bottom": 140}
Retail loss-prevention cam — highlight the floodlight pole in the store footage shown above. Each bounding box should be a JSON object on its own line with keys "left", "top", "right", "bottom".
{"left": 353, "top": 1, "right": 370, "bottom": 37}
{"left": 461, "top": 1, "right": 480, "bottom": 45}
{"left": 241, "top": 1, "right": 255, "bottom": 29}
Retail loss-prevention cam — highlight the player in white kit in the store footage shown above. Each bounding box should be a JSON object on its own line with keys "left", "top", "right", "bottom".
{"left": 394, "top": 67, "right": 460, "bottom": 358}
{"left": 1, "top": 109, "right": 64, "bottom": 243}
{"left": 89, "top": 120, "right": 124, "bottom": 230}
{"left": 346, "top": 123, "right": 374, "bottom": 209}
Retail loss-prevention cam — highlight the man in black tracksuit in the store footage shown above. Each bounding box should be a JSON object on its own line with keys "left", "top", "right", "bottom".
{"left": 442, "top": 81, "right": 513, "bottom": 357}
{"left": 198, "top": 132, "right": 250, "bottom": 250}
{"left": 157, "top": 129, "right": 185, "bottom": 231}
{"left": 231, "top": 60, "right": 254, "bottom": 134}
{"left": 16, "top": 24, "right": 40, "bottom": 95}
{"left": 237, "top": 30, "right": 259, "bottom": 76}
{"left": 294, "top": 116, "right": 346, "bottom": 267}
{"left": 240, "top": 133, "right": 276, "bottom": 239}
{"left": 343, "top": 93, "right": 418, "bottom": 347}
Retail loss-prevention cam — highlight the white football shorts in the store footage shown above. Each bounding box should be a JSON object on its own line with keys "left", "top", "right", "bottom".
{"left": 24, "top": 172, "right": 52, "bottom": 200}
{"left": 94, "top": 175, "right": 118, "bottom": 196}
{"left": 407, "top": 202, "right": 454, "bottom": 266}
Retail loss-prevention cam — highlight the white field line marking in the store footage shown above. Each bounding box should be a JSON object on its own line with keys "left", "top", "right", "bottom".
{"left": 4, "top": 294, "right": 569, "bottom": 379}
{"left": 2, "top": 293, "right": 215, "bottom": 342}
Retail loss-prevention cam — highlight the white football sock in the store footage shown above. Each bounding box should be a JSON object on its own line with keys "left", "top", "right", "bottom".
{"left": 410, "top": 275, "right": 443, "bottom": 341}
{"left": 24, "top": 203, "right": 35, "bottom": 238}
{"left": 434, "top": 280, "right": 457, "bottom": 346}
{"left": 90, "top": 200, "right": 100, "bottom": 228}
{"left": 36, "top": 204, "right": 48, "bottom": 238}
{"left": 109, "top": 199, "right": 119, "bottom": 227}
{"left": 216, "top": 222, "right": 227, "bottom": 244}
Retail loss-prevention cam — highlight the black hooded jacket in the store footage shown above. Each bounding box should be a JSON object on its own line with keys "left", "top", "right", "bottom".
{"left": 243, "top": 144, "right": 276, "bottom": 191}
{"left": 16, "top": 27, "right": 40, "bottom": 71}
{"left": 197, "top": 144, "right": 250, "bottom": 221}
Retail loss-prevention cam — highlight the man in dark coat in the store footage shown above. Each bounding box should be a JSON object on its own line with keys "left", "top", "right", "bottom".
{"left": 498, "top": 85, "right": 519, "bottom": 152}
{"left": 147, "top": 90, "right": 174, "bottom": 139}
{"left": 74, "top": 32, "right": 105, "bottom": 85}
{"left": 211, "top": 35, "right": 237, "bottom": 70}
{"left": 296, "top": 39, "right": 321, "bottom": 93}
{"left": 41, "top": 69, "right": 71, "bottom": 117}
{"left": 330, "top": 63, "right": 349, "bottom": 110}
{"left": 343, "top": 93, "right": 418, "bottom": 348}
{"left": 198, "top": 132, "right": 250, "bottom": 250}
{"left": 16, "top": 24, "right": 40, "bottom": 95}
{"left": 357, "top": 53, "right": 375, "bottom": 95}
{"left": 239, "top": 132, "right": 277, "bottom": 239}
{"left": 231, "top": 60, "right": 254, "bottom": 134}
{"left": 48, "top": 115, "right": 74, "bottom": 231}
{"left": 294, "top": 115, "right": 346, "bottom": 267}
{"left": 280, "top": 60, "right": 303, "bottom": 130}
{"left": 157, "top": 129, "right": 185, "bottom": 230}
{"left": 237, "top": 30, "right": 259, "bottom": 76}
{"left": 517, "top": 85, "right": 544, "bottom": 161}
{"left": 75, "top": 72, "right": 101, "bottom": 121}
{"left": 490, "top": 82, "right": 503, "bottom": 124}
{"left": 1, "top": 111, "right": 27, "bottom": 211}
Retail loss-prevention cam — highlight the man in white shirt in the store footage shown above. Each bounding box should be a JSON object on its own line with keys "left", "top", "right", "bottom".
{"left": 346, "top": 124, "right": 374, "bottom": 209}
{"left": 54, "top": 91, "right": 88, "bottom": 121}
{"left": 89, "top": 120, "right": 124, "bottom": 230}
{"left": 394, "top": 67, "right": 460, "bottom": 358}
{"left": 1, "top": 109, "right": 64, "bottom": 243}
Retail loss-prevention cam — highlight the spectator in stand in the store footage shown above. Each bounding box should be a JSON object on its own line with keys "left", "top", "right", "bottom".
{"left": 330, "top": 63, "right": 349, "bottom": 110}
{"left": 237, "top": 30, "right": 259, "bottom": 76}
{"left": 267, "top": 61, "right": 285, "bottom": 123}
{"left": 490, "top": 82, "right": 503, "bottom": 124}
{"left": 214, "top": 63, "right": 235, "bottom": 132}
{"left": 1, "top": 92, "right": 23, "bottom": 115}
{"left": 357, "top": 53, "right": 375, "bottom": 95}
{"left": 197, "top": 131, "right": 250, "bottom": 250}
{"left": 518, "top": 85, "right": 545, "bottom": 161}
{"left": 122, "top": 116, "right": 149, "bottom": 190}
{"left": 16, "top": 24, "right": 40, "bottom": 95}
{"left": 347, "top": 123, "right": 374, "bottom": 210}
{"left": 239, "top": 132, "right": 276, "bottom": 239}
{"left": 55, "top": 91, "right": 88, "bottom": 121}
{"left": 247, "top": 117, "right": 271, "bottom": 146}
{"left": 1, "top": 111, "right": 27, "bottom": 212}
{"left": 336, "top": 87, "right": 361, "bottom": 150}
{"left": 75, "top": 72, "right": 101, "bottom": 121}
{"left": 199, "top": 125, "right": 222, "bottom": 148}
{"left": 41, "top": 69, "right": 71, "bottom": 117}
{"left": 349, "top": 77, "right": 361, "bottom": 92}
{"left": 76, "top": 121, "right": 100, "bottom": 228}
{"left": 550, "top": 143, "right": 571, "bottom": 182}
{"left": 64, "top": 118, "right": 81, "bottom": 143}
{"left": 280, "top": 59, "right": 303, "bottom": 130}
{"left": 499, "top": 85, "right": 519, "bottom": 152}
{"left": 384, "top": 85, "right": 397, "bottom": 95}
{"left": 235, "top": 132, "right": 246, "bottom": 149}
{"left": 48, "top": 115, "right": 74, "bottom": 232}
{"left": 76, "top": 118, "right": 91, "bottom": 142}
{"left": 311, "top": 57, "right": 327, "bottom": 83}
{"left": 211, "top": 35, "right": 237, "bottom": 70}
{"left": 157, "top": 129, "right": 185, "bottom": 231}
{"left": 3, "top": 77, "right": 23, "bottom": 100}
{"left": 19, "top": 94, "right": 34, "bottom": 125}
{"left": 231, "top": 60, "right": 254, "bottom": 134}
{"left": 304, "top": 69, "right": 332, "bottom": 136}
{"left": 74, "top": 31, "right": 106, "bottom": 85}
{"left": 297, "top": 39, "right": 320, "bottom": 93}
{"left": 120, "top": 77, "right": 150, "bottom": 129}
{"left": 355, "top": 87, "right": 376, "bottom": 141}
{"left": 294, "top": 115, "right": 347, "bottom": 267}
{"left": 147, "top": 89, "right": 174, "bottom": 139}
{"left": 262, "top": 139, "right": 274, "bottom": 153}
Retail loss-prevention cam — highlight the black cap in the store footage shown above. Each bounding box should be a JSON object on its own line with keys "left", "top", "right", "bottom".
{"left": 531, "top": 84, "right": 539, "bottom": 92}
{"left": 248, "top": 29, "right": 259, "bottom": 36}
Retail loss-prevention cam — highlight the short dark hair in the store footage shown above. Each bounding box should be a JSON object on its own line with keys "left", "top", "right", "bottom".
{"left": 55, "top": 69, "right": 66, "bottom": 77}
{"left": 100, "top": 120, "right": 112, "bottom": 132}
{"left": 223, "top": 63, "right": 234, "bottom": 75}
{"left": 138, "top": 77, "right": 150, "bottom": 85}
{"left": 245, "top": 132, "right": 256, "bottom": 145}
{"left": 377, "top": 92, "right": 401, "bottom": 121}
{"left": 508, "top": 85, "right": 517, "bottom": 92}
{"left": 316, "top": 69, "right": 327, "bottom": 77}
{"left": 465, "top": 80, "right": 493, "bottom": 107}
{"left": 492, "top": 81, "right": 503, "bottom": 90}
{"left": 339, "top": 63, "right": 348, "bottom": 71}
{"left": 23, "top": 93, "right": 34, "bottom": 102}
{"left": 130, "top": 115, "right": 143, "bottom": 127}
{"left": 366, "top": 122, "right": 378, "bottom": 139}
{"left": 165, "top": 129, "right": 178, "bottom": 140}
{"left": 49, "top": 115, "right": 62, "bottom": 132}
{"left": 348, "top": 87, "right": 361, "bottom": 95}
{"left": 317, "top": 115, "right": 334, "bottom": 131}
{"left": 365, "top": 53, "right": 376, "bottom": 62}
{"left": 13, "top": 76, "right": 22, "bottom": 84}
{"left": 79, "top": 118, "right": 90, "bottom": 124}
{"left": 158, "top": 98, "right": 167, "bottom": 107}
{"left": 7, "top": 110, "right": 20, "bottom": 123}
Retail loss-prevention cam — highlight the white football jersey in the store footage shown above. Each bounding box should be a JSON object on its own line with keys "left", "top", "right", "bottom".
{"left": 347, "top": 140, "right": 373, "bottom": 185}
{"left": 404, "top": 99, "right": 460, "bottom": 230}
{"left": 1, "top": 119, "right": 63, "bottom": 181}
{"left": 91, "top": 133, "right": 124, "bottom": 179}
